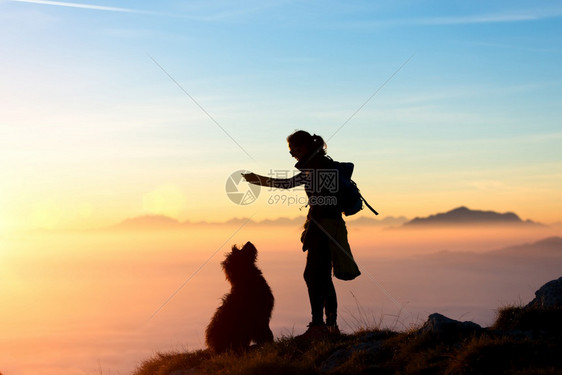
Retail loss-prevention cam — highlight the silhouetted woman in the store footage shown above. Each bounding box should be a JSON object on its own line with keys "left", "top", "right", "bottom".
{"left": 243, "top": 130, "right": 359, "bottom": 339}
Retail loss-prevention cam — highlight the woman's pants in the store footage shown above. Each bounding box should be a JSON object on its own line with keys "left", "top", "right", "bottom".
{"left": 303, "top": 231, "right": 337, "bottom": 326}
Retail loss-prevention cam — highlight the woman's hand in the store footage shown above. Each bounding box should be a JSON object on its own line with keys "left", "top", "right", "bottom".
{"left": 241, "top": 172, "right": 260, "bottom": 184}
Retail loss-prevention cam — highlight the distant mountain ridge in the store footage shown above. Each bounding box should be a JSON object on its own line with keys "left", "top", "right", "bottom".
{"left": 107, "top": 214, "right": 408, "bottom": 231}
{"left": 403, "top": 206, "right": 540, "bottom": 227}
{"left": 107, "top": 207, "right": 541, "bottom": 231}
{"left": 427, "top": 236, "right": 562, "bottom": 260}
{"left": 108, "top": 215, "right": 304, "bottom": 231}
{"left": 114, "top": 215, "right": 182, "bottom": 229}
{"left": 488, "top": 236, "right": 562, "bottom": 256}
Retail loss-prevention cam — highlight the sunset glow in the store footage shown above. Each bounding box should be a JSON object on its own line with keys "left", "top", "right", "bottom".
{"left": 2, "top": 0, "right": 562, "bottom": 232}
{"left": 1, "top": 1, "right": 561, "bottom": 374}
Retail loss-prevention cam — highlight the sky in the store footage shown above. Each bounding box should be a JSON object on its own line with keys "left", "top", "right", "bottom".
{"left": 1, "top": 0, "right": 562, "bottom": 231}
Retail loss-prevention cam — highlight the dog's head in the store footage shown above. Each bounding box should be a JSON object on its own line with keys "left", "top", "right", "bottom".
{"left": 221, "top": 241, "right": 258, "bottom": 281}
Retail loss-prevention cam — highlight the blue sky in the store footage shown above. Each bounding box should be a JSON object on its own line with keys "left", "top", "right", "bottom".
{"left": 1, "top": 0, "right": 561, "bottom": 230}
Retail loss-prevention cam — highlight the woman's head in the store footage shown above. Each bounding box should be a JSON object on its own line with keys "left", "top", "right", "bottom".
{"left": 287, "top": 130, "right": 326, "bottom": 160}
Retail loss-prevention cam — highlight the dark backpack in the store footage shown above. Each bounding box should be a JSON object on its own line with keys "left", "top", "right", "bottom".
{"left": 332, "top": 160, "right": 379, "bottom": 216}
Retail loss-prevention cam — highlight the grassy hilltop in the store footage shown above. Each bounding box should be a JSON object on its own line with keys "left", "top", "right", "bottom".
{"left": 133, "top": 303, "right": 562, "bottom": 375}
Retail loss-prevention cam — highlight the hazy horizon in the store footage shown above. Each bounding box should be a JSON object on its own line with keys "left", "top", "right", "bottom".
{"left": 5, "top": 205, "right": 560, "bottom": 236}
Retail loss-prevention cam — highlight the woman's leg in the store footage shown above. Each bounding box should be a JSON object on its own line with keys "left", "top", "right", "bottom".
{"left": 324, "top": 280, "right": 337, "bottom": 326}
{"left": 304, "top": 249, "right": 325, "bottom": 324}
{"left": 303, "top": 231, "right": 334, "bottom": 325}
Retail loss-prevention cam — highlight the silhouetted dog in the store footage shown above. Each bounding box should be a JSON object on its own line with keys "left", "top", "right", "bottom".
{"left": 205, "top": 242, "right": 274, "bottom": 353}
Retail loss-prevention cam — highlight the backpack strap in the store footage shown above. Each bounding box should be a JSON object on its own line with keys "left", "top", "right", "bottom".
{"left": 360, "top": 194, "right": 379, "bottom": 215}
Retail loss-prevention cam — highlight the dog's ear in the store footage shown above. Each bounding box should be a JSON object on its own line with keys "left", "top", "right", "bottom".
{"left": 242, "top": 241, "right": 257, "bottom": 260}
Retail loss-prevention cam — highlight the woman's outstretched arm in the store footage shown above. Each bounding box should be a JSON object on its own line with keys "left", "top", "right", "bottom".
{"left": 241, "top": 172, "right": 270, "bottom": 186}
{"left": 242, "top": 172, "right": 306, "bottom": 189}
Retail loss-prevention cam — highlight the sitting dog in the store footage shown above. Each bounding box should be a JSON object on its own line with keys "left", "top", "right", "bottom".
{"left": 205, "top": 241, "right": 274, "bottom": 353}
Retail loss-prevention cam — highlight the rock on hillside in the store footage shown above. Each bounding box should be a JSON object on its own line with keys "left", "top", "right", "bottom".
{"left": 417, "top": 313, "right": 483, "bottom": 340}
{"left": 526, "top": 276, "right": 562, "bottom": 309}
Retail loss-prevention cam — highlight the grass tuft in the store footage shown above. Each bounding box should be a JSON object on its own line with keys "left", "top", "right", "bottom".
{"left": 447, "top": 335, "right": 562, "bottom": 375}
{"left": 493, "top": 305, "right": 562, "bottom": 332}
